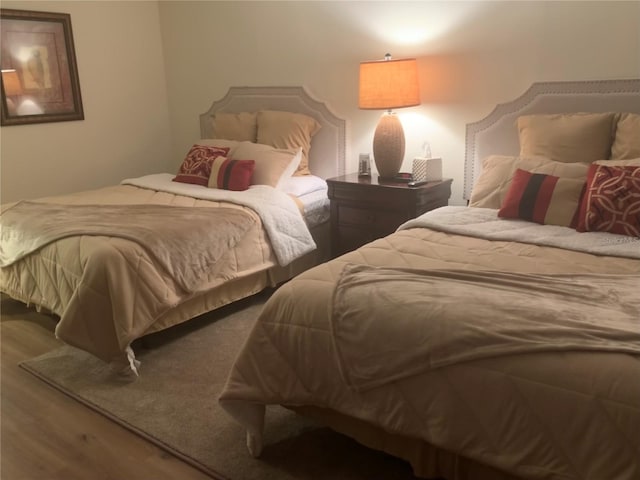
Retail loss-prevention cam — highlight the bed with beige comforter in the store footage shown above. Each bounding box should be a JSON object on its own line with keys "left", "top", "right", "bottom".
{"left": 219, "top": 206, "right": 640, "bottom": 480}
{"left": 0, "top": 174, "right": 315, "bottom": 371}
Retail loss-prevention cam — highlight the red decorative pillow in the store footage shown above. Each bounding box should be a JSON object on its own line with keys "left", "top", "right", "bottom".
{"left": 498, "top": 168, "right": 586, "bottom": 227}
{"left": 173, "top": 145, "right": 230, "bottom": 186}
{"left": 576, "top": 164, "right": 640, "bottom": 237}
{"left": 208, "top": 157, "right": 255, "bottom": 191}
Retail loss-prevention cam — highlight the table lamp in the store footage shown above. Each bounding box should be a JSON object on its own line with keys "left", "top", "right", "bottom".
{"left": 359, "top": 54, "right": 420, "bottom": 179}
{"left": 1, "top": 69, "right": 24, "bottom": 116}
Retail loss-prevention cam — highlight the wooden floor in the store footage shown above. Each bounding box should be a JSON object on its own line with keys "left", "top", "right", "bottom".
{"left": 0, "top": 296, "right": 214, "bottom": 480}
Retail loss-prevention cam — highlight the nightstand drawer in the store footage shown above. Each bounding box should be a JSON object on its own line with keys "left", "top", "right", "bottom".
{"left": 337, "top": 205, "right": 401, "bottom": 231}
{"left": 335, "top": 226, "right": 382, "bottom": 253}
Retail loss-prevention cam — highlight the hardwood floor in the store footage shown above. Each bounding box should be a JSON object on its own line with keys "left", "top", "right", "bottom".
{"left": 0, "top": 296, "right": 214, "bottom": 480}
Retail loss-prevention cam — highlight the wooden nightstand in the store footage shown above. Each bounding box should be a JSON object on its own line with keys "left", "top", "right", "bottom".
{"left": 326, "top": 174, "right": 452, "bottom": 257}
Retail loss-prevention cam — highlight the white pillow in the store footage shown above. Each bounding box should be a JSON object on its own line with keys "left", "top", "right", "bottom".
{"left": 278, "top": 175, "right": 327, "bottom": 196}
{"left": 231, "top": 141, "right": 302, "bottom": 188}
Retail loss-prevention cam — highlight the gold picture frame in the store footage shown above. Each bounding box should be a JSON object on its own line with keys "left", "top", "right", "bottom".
{"left": 1, "top": 8, "right": 84, "bottom": 126}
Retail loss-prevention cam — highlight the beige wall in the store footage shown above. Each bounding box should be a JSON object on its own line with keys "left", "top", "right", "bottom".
{"left": 158, "top": 0, "right": 640, "bottom": 205}
{"left": 0, "top": 1, "right": 172, "bottom": 203}
{"left": 1, "top": 1, "right": 638, "bottom": 205}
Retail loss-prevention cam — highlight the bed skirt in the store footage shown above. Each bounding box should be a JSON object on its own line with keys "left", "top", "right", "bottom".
{"left": 289, "top": 405, "right": 521, "bottom": 480}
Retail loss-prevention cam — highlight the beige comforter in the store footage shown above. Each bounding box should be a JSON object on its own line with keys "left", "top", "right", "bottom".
{"left": 333, "top": 266, "right": 640, "bottom": 391}
{"left": 0, "top": 176, "right": 312, "bottom": 368}
{"left": 1, "top": 201, "right": 255, "bottom": 292}
{"left": 219, "top": 207, "right": 640, "bottom": 480}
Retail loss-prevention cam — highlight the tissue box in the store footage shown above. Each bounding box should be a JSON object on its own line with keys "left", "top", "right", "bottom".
{"left": 412, "top": 157, "right": 442, "bottom": 182}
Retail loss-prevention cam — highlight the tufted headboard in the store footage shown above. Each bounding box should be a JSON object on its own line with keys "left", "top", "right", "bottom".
{"left": 464, "top": 79, "right": 640, "bottom": 200}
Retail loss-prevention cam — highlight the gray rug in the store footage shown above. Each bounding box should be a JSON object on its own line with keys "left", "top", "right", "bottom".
{"left": 20, "top": 291, "right": 419, "bottom": 480}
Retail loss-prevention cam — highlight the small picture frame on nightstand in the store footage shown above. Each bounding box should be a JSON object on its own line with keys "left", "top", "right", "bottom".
{"left": 358, "top": 153, "right": 371, "bottom": 177}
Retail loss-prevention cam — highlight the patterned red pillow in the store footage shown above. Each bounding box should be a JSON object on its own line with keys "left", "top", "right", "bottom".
{"left": 498, "top": 168, "right": 585, "bottom": 227}
{"left": 173, "top": 145, "right": 230, "bottom": 186}
{"left": 576, "top": 164, "right": 640, "bottom": 237}
{"left": 208, "top": 157, "right": 255, "bottom": 191}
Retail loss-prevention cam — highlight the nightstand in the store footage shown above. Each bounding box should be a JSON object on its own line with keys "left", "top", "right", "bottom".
{"left": 326, "top": 173, "right": 452, "bottom": 257}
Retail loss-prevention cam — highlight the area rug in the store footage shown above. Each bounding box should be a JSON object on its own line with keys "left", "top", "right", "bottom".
{"left": 20, "top": 291, "right": 420, "bottom": 480}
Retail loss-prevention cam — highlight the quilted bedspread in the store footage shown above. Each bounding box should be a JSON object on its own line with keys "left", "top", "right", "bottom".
{"left": 332, "top": 266, "right": 640, "bottom": 392}
{"left": 1, "top": 201, "right": 256, "bottom": 292}
{"left": 0, "top": 179, "right": 299, "bottom": 369}
{"left": 219, "top": 206, "right": 640, "bottom": 480}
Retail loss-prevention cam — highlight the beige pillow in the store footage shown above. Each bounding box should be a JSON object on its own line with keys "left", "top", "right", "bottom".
{"left": 197, "top": 138, "right": 240, "bottom": 157}
{"left": 594, "top": 158, "right": 640, "bottom": 167}
{"left": 211, "top": 112, "right": 257, "bottom": 142}
{"left": 517, "top": 113, "right": 615, "bottom": 163}
{"left": 469, "top": 155, "right": 591, "bottom": 209}
{"left": 611, "top": 113, "right": 640, "bottom": 160}
{"left": 256, "top": 110, "right": 321, "bottom": 175}
{"left": 231, "top": 141, "right": 302, "bottom": 188}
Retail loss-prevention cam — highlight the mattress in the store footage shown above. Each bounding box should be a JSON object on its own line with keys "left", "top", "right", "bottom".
{"left": 297, "top": 187, "right": 330, "bottom": 227}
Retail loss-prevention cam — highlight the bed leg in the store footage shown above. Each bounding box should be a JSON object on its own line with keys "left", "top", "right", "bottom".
{"left": 218, "top": 400, "right": 266, "bottom": 456}
{"left": 125, "top": 346, "right": 141, "bottom": 374}
{"left": 108, "top": 346, "right": 141, "bottom": 379}
{"left": 245, "top": 403, "right": 265, "bottom": 457}
{"left": 246, "top": 430, "right": 263, "bottom": 457}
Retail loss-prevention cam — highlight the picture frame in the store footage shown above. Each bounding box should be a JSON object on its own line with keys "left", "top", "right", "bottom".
{"left": 1, "top": 8, "right": 84, "bottom": 126}
{"left": 358, "top": 153, "right": 371, "bottom": 177}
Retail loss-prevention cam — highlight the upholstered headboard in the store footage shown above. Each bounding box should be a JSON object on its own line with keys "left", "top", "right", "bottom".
{"left": 464, "top": 79, "right": 640, "bottom": 200}
{"left": 200, "top": 86, "right": 346, "bottom": 179}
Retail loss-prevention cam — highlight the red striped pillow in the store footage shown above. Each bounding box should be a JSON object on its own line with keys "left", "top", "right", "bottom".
{"left": 498, "top": 169, "right": 585, "bottom": 228}
{"left": 208, "top": 157, "right": 255, "bottom": 191}
{"left": 173, "top": 145, "right": 230, "bottom": 186}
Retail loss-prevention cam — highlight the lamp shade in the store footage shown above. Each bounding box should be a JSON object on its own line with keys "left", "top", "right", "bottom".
{"left": 359, "top": 57, "right": 420, "bottom": 110}
{"left": 1, "top": 70, "right": 23, "bottom": 96}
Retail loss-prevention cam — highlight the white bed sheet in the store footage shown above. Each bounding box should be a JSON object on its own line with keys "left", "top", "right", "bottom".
{"left": 298, "top": 188, "right": 329, "bottom": 228}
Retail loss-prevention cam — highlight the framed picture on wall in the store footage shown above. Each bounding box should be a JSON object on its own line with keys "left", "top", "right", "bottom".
{"left": 0, "top": 8, "right": 84, "bottom": 126}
